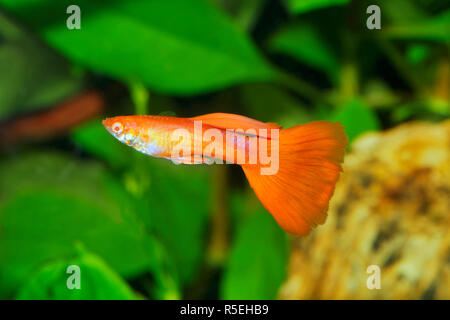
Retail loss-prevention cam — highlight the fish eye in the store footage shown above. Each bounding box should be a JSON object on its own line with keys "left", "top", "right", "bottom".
{"left": 112, "top": 122, "right": 123, "bottom": 135}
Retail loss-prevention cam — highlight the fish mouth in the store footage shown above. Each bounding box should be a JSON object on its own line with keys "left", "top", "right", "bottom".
{"left": 102, "top": 119, "right": 110, "bottom": 129}
{"left": 102, "top": 119, "right": 114, "bottom": 135}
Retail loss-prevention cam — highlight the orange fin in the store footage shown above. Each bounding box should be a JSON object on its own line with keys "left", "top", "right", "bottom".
{"left": 190, "top": 113, "right": 281, "bottom": 131}
{"left": 241, "top": 121, "right": 347, "bottom": 236}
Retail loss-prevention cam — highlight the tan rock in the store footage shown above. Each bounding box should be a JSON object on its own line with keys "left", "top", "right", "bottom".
{"left": 279, "top": 120, "right": 450, "bottom": 299}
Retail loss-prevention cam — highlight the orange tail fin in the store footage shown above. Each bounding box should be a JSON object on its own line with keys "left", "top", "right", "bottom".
{"left": 241, "top": 121, "right": 347, "bottom": 236}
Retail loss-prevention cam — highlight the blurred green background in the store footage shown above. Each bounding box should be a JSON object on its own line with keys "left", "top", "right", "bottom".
{"left": 0, "top": 0, "right": 448, "bottom": 299}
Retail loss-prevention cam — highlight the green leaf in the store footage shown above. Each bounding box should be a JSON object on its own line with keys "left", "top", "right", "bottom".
{"left": 284, "top": 0, "right": 349, "bottom": 14}
{"left": 330, "top": 98, "right": 380, "bottom": 143}
{"left": 221, "top": 206, "right": 288, "bottom": 300}
{"left": 142, "top": 236, "right": 181, "bottom": 300}
{"left": 0, "top": 151, "right": 154, "bottom": 297}
{"left": 16, "top": 246, "right": 137, "bottom": 300}
{"left": 384, "top": 10, "right": 450, "bottom": 42}
{"left": 0, "top": 0, "right": 274, "bottom": 94}
{"left": 212, "top": 0, "right": 267, "bottom": 31}
{"left": 142, "top": 159, "right": 212, "bottom": 287}
{"left": 0, "top": 11, "right": 81, "bottom": 121}
{"left": 406, "top": 44, "right": 430, "bottom": 65}
{"left": 269, "top": 23, "right": 339, "bottom": 81}
{"left": 381, "top": 0, "right": 429, "bottom": 24}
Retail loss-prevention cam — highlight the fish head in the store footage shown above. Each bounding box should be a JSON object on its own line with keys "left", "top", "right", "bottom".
{"left": 102, "top": 116, "right": 141, "bottom": 147}
{"left": 103, "top": 116, "right": 165, "bottom": 157}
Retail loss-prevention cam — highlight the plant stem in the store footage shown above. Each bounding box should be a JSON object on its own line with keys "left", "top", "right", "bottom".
{"left": 339, "top": 0, "right": 360, "bottom": 103}
{"left": 129, "top": 81, "right": 150, "bottom": 115}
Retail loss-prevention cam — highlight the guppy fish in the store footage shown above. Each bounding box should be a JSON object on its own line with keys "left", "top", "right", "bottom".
{"left": 103, "top": 113, "right": 347, "bottom": 236}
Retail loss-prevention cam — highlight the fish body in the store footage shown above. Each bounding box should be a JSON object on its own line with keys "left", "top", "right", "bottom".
{"left": 103, "top": 115, "right": 190, "bottom": 160}
{"left": 103, "top": 113, "right": 347, "bottom": 236}
{"left": 103, "top": 114, "right": 279, "bottom": 164}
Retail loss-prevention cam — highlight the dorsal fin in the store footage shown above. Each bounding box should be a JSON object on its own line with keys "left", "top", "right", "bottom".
{"left": 190, "top": 113, "right": 281, "bottom": 132}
